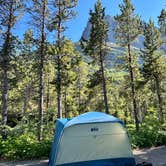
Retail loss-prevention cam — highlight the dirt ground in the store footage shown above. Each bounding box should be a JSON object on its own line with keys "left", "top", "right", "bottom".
{"left": 0, "top": 160, "right": 48, "bottom": 166}
{"left": 133, "top": 146, "right": 166, "bottom": 166}
{"left": 0, "top": 146, "right": 165, "bottom": 166}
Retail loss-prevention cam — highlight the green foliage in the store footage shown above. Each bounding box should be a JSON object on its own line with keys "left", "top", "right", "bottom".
{"left": 1, "top": 0, "right": 166, "bottom": 161}
{"left": 114, "top": 0, "right": 142, "bottom": 131}
{"left": 128, "top": 117, "right": 166, "bottom": 149}
{"left": 141, "top": 19, "right": 165, "bottom": 122}
{"left": 114, "top": 0, "right": 142, "bottom": 46}
{"left": 141, "top": 19, "right": 165, "bottom": 80}
{"left": 83, "top": 0, "right": 109, "bottom": 114}
{"left": 0, "top": 125, "right": 13, "bottom": 138}
{"left": 158, "top": 9, "right": 166, "bottom": 35}
{"left": 84, "top": 0, "right": 108, "bottom": 61}
{"left": 48, "top": 0, "right": 78, "bottom": 33}
{"left": 0, "top": 0, "right": 24, "bottom": 28}
{"left": 0, "top": 133, "right": 52, "bottom": 160}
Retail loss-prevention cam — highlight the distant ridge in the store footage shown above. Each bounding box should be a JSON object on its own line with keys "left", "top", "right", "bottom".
{"left": 81, "top": 15, "right": 144, "bottom": 49}
{"left": 80, "top": 15, "right": 166, "bottom": 67}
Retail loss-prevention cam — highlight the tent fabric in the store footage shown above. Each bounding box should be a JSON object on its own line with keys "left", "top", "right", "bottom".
{"left": 49, "top": 118, "right": 69, "bottom": 166}
{"left": 64, "top": 112, "right": 123, "bottom": 128}
{"left": 49, "top": 112, "right": 136, "bottom": 166}
{"left": 53, "top": 158, "right": 136, "bottom": 166}
{"left": 55, "top": 123, "right": 133, "bottom": 165}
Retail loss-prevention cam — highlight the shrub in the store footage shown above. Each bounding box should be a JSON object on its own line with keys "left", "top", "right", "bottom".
{"left": 0, "top": 133, "right": 52, "bottom": 160}
{"left": 127, "top": 121, "right": 166, "bottom": 149}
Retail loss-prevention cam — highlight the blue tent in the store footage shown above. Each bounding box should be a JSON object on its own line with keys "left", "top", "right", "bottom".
{"left": 49, "top": 112, "right": 136, "bottom": 166}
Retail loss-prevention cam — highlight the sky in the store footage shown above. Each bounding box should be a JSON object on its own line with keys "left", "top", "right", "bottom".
{"left": 14, "top": 0, "right": 165, "bottom": 42}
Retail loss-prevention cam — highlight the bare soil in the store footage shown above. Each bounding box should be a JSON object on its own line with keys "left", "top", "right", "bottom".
{"left": 133, "top": 146, "right": 166, "bottom": 166}
{"left": 0, "top": 160, "right": 48, "bottom": 166}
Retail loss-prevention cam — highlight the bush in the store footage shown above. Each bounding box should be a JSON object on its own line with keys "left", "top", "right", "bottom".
{"left": 127, "top": 121, "right": 166, "bottom": 149}
{"left": 0, "top": 133, "right": 52, "bottom": 160}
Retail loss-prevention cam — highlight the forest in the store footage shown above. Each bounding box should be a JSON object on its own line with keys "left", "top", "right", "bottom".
{"left": 0, "top": 0, "right": 166, "bottom": 160}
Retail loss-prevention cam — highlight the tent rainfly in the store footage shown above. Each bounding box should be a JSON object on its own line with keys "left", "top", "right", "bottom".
{"left": 49, "top": 112, "right": 136, "bottom": 166}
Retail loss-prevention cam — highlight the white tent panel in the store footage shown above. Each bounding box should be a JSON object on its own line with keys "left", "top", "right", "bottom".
{"left": 56, "top": 123, "right": 133, "bottom": 165}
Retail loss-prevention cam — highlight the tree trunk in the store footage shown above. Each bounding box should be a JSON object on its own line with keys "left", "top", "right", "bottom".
{"left": 127, "top": 44, "right": 139, "bottom": 131}
{"left": 46, "top": 76, "right": 50, "bottom": 110}
{"left": 1, "top": 67, "right": 9, "bottom": 139}
{"left": 78, "top": 82, "right": 81, "bottom": 114}
{"left": 56, "top": 1, "right": 62, "bottom": 118}
{"left": 155, "top": 76, "right": 163, "bottom": 122}
{"left": 124, "top": 107, "right": 128, "bottom": 124}
{"left": 64, "top": 87, "right": 68, "bottom": 118}
{"left": 99, "top": 49, "right": 109, "bottom": 114}
{"left": 77, "top": 68, "right": 81, "bottom": 114}
{"left": 1, "top": 0, "right": 13, "bottom": 139}
{"left": 38, "top": 54, "right": 44, "bottom": 142}
{"left": 38, "top": 0, "right": 46, "bottom": 142}
{"left": 57, "top": 55, "right": 62, "bottom": 118}
{"left": 23, "top": 85, "right": 30, "bottom": 116}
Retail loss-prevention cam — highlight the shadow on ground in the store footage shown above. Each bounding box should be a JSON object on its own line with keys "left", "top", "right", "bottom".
{"left": 134, "top": 146, "right": 166, "bottom": 166}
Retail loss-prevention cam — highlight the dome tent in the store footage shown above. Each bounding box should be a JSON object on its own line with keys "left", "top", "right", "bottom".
{"left": 49, "top": 112, "right": 136, "bottom": 166}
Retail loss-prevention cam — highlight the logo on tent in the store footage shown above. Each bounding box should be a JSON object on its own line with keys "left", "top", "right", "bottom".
{"left": 91, "top": 127, "right": 99, "bottom": 132}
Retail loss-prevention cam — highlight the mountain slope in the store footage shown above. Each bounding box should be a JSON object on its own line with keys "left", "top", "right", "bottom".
{"left": 82, "top": 15, "right": 144, "bottom": 49}
{"left": 80, "top": 15, "right": 166, "bottom": 68}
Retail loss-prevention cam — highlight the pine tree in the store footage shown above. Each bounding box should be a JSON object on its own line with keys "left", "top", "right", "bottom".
{"left": 158, "top": 8, "right": 166, "bottom": 53}
{"left": 141, "top": 19, "right": 165, "bottom": 122}
{"left": 74, "top": 60, "right": 89, "bottom": 115}
{"left": 60, "top": 40, "right": 80, "bottom": 117}
{"left": 0, "top": 0, "right": 24, "bottom": 139}
{"left": 114, "top": 0, "right": 142, "bottom": 131}
{"left": 158, "top": 9, "right": 166, "bottom": 36}
{"left": 19, "top": 29, "right": 36, "bottom": 116}
{"left": 49, "top": 0, "right": 78, "bottom": 118}
{"left": 27, "top": 0, "right": 49, "bottom": 141}
{"left": 84, "top": 0, "right": 109, "bottom": 114}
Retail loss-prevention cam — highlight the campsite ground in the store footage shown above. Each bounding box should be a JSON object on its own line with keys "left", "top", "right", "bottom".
{"left": 134, "top": 146, "right": 166, "bottom": 166}
{"left": 0, "top": 146, "right": 165, "bottom": 166}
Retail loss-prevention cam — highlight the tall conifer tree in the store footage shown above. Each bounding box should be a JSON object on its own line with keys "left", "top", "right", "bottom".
{"left": 0, "top": 0, "right": 23, "bottom": 139}
{"left": 20, "top": 29, "right": 35, "bottom": 116}
{"left": 158, "top": 9, "right": 166, "bottom": 36}
{"left": 49, "top": 0, "right": 78, "bottom": 118}
{"left": 84, "top": 0, "right": 109, "bottom": 114}
{"left": 28, "top": 0, "right": 49, "bottom": 141}
{"left": 114, "top": 0, "right": 141, "bottom": 131}
{"left": 141, "top": 19, "right": 165, "bottom": 122}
